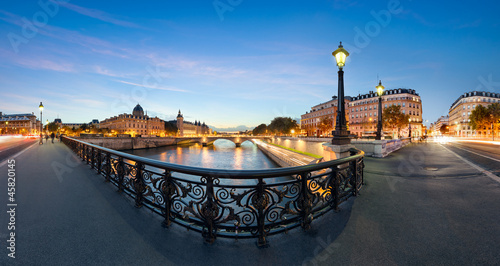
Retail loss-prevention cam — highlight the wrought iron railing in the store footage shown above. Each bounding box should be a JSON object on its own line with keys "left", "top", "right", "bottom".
{"left": 62, "top": 136, "right": 364, "bottom": 246}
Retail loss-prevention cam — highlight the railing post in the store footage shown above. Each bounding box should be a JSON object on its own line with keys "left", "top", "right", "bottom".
{"left": 349, "top": 150, "right": 359, "bottom": 196}
{"left": 91, "top": 147, "right": 95, "bottom": 169}
{"left": 105, "top": 152, "right": 111, "bottom": 182}
{"left": 134, "top": 162, "right": 145, "bottom": 208}
{"left": 117, "top": 157, "right": 125, "bottom": 192}
{"left": 201, "top": 176, "right": 217, "bottom": 243}
{"left": 299, "top": 172, "right": 312, "bottom": 230}
{"left": 332, "top": 170, "right": 340, "bottom": 211}
{"left": 161, "top": 170, "right": 173, "bottom": 227}
{"left": 255, "top": 178, "right": 269, "bottom": 247}
{"left": 97, "top": 149, "right": 102, "bottom": 174}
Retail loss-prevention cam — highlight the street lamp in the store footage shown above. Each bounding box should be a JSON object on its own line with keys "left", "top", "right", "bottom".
{"left": 408, "top": 118, "right": 412, "bottom": 142}
{"left": 375, "top": 80, "right": 384, "bottom": 140}
{"left": 331, "top": 42, "right": 350, "bottom": 145}
{"left": 39, "top": 102, "right": 44, "bottom": 144}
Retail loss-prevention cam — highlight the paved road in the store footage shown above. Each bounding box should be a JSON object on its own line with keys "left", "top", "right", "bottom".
{"left": 0, "top": 141, "right": 499, "bottom": 265}
{"left": 0, "top": 136, "right": 37, "bottom": 163}
{"left": 444, "top": 141, "right": 500, "bottom": 177}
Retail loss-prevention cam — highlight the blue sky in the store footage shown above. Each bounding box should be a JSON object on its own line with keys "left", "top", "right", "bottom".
{"left": 1, "top": 0, "right": 499, "bottom": 130}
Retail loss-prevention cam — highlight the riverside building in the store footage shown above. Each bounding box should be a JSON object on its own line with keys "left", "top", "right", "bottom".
{"left": 99, "top": 104, "right": 165, "bottom": 137}
{"left": 448, "top": 91, "right": 500, "bottom": 137}
{"left": 300, "top": 96, "right": 351, "bottom": 137}
{"left": 301, "top": 88, "right": 423, "bottom": 139}
{"left": 0, "top": 112, "right": 40, "bottom": 135}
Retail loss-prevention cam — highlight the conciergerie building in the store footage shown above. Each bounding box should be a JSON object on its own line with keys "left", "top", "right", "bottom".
{"left": 99, "top": 104, "right": 165, "bottom": 137}
{"left": 448, "top": 91, "right": 500, "bottom": 137}
{"left": 301, "top": 88, "right": 423, "bottom": 139}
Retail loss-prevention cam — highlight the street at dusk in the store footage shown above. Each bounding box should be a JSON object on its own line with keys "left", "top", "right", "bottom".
{"left": 1, "top": 0, "right": 500, "bottom": 265}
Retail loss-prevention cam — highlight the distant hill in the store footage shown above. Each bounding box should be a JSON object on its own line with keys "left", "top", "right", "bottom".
{"left": 208, "top": 125, "right": 254, "bottom": 133}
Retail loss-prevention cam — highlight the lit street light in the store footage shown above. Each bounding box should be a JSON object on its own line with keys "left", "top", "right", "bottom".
{"left": 376, "top": 80, "right": 384, "bottom": 140}
{"left": 39, "top": 102, "right": 44, "bottom": 144}
{"left": 331, "top": 42, "right": 350, "bottom": 145}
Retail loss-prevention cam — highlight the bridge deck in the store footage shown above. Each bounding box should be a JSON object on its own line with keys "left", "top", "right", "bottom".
{"left": 1, "top": 142, "right": 499, "bottom": 265}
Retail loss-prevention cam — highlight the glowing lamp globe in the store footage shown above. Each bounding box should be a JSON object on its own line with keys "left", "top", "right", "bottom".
{"left": 332, "top": 42, "right": 349, "bottom": 69}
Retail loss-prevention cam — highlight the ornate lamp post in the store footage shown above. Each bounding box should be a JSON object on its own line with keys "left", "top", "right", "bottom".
{"left": 408, "top": 118, "right": 412, "bottom": 142}
{"left": 375, "top": 80, "right": 384, "bottom": 140}
{"left": 39, "top": 102, "right": 44, "bottom": 144}
{"left": 331, "top": 42, "right": 350, "bottom": 145}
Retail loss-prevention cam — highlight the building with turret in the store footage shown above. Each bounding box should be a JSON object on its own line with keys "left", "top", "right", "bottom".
{"left": 169, "top": 110, "right": 210, "bottom": 136}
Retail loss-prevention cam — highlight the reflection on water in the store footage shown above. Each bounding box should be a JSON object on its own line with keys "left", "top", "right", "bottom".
{"left": 124, "top": 139, "right": 279, "bottom": 170}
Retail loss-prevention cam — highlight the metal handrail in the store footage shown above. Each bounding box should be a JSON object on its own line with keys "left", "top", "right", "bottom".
{"left": 64, "top": 136, "right": 363, "bottom": 178}
{"left": 62, "top": 136, "right": 364, "bottom": 246}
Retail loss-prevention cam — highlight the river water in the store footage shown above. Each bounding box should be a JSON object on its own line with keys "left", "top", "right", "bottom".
{"left": 124, "top": 139, "right": 279, "bottom": 170}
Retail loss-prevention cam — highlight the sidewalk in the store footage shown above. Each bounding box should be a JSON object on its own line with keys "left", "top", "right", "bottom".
{"left": 1, "top": 142, "right": 499, "bottom": 265}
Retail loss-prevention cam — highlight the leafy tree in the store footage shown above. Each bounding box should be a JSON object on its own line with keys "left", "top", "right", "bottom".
{"left": 469, "top": 105, "right": 490, "bottom": 131}
{"left": 490, "top": 103, "right": 500, "bottom": 137}
{"left": 268, "top": 117, "right": 298, "bottom": 135}
{"left": 318, "top": 116, "right": 333, "bottom": 136}
{"left": 46, "top": 122, "right": 59, "bottom": 133}
{"left": 252, "top": 123, "right": 268, "bottom": 135}
{"left": 164, "top": 122, "right": 178, "bottom": 135}
{"left": 439, "top": 124, "right": 449, "bottom": 135}
{"left": 382, "top": 105, "right": 409, "bottom": 138}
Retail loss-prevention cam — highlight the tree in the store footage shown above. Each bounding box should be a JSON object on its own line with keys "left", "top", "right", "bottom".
{"left": 489, "top": 103, "right": 500, "bottom": 136}
{"left": 439, "top": 124, "right": 449, "bottom": 135}
{"left": 469, "top": 105, "right": 490, "bottom": 131}
{"left": 317, "top": 116, "right": 333, "bottom": 136}
{"left": 46, "top": 122, "right": 59, "bottom": 133}
{"left": 382, "top": 105, "right": 409, "bottom": 138}
{"left": 268, "top": 117, "right": 298, "bottom": 135}
{"left": 252, "top": 124, "right": 268, "bottom": 135}
{"left": 164, "top": 122, "right": 178, "bottom": 136}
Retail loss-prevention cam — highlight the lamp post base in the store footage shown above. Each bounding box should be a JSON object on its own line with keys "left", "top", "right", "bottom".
{"left": 331, "top": 129, "right": 351, "bottom": 145}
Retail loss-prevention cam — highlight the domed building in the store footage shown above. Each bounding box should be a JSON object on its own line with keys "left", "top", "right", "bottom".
{"left": 99, "top": 104, "right": 165, "bottom": 137}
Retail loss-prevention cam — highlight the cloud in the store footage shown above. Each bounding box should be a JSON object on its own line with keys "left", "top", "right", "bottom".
{"left": 456, "top": 19, "right": 482, "bottom": 29}
{"left": 115, "top": 80, "right": 189, "bottom": 93}
{"left": 59, "top": 2, "right": 141, "bottom": 28}
{"left": 0, "top": 50, "right": 76, "bottom": 73}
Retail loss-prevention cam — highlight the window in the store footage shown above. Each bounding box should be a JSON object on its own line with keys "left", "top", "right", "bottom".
{"left": 403, "top": 103, "right": 405, "bottom": 107}
{"left": 385, "top": 104, "right": 387, "bottom": 108}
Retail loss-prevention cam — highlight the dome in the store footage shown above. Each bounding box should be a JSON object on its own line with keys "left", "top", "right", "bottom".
{"left": 133, "top": 104, "right": 144, "bottom": 117}
{"left": 177, "top": 110, "right": 183, "bottom": 118}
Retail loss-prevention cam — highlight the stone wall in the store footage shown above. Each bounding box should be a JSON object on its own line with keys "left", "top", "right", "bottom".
{"left": 75, "top": 137, "right": 177, "bottom": 150}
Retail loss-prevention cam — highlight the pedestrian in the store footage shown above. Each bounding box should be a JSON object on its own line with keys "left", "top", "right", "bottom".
{"left": 45, "top": 134, "right": 49, "bottom": 143}
{"left": 51, "top": 132, "right": 55, "bottom": 143}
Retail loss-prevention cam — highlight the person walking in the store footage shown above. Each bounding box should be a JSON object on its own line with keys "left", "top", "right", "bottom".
{"left": 45, "top": 134, "right": 49, "bottom": 143}
{"left": 51, "top": 132, "right": 55, "bottom": 143}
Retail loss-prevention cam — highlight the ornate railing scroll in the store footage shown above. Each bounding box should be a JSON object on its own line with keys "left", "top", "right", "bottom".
{"left": 62, "top": 136, "right": 364, "bottom": 246}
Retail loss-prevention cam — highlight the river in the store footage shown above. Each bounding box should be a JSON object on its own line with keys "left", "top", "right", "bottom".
{"left": 124, "top": 139, "right": 279, "bottom": 170}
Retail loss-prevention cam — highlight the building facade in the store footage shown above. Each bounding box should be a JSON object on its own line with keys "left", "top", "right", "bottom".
{"left": 430, "top": 115, "right": 449, "bottom": 135}
{"left": 301, "top": 88, "right": 423, "bottom": 139}
{"left": 99, "top": 104, "right": 165, "bottom": 137}
{"left": 300, "top": 97, "right": 350, "bottom": 137}
{"left": 173, "top": 110, "right": 210, "bottom": 136}
{"left": 0, "top": 112, "right": 39, "bottom": 135}
{"left": 349, "top": 88, "right": 423, "bottom": 138}
{"left": 448, "top": 91, "right": 500, "bottom": 137}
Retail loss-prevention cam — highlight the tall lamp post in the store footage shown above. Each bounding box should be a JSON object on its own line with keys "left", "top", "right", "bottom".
{"left": 331, "top": 42, "right": 350, "bottom": 145}
{"left": 39, "top": 102, "right": 44, "bottom": 144}
{"left": 375, "top": 80, "right": 384, "bottom": 140}
{"left": 408, "top": 118, "right": 412, "bottom": 143}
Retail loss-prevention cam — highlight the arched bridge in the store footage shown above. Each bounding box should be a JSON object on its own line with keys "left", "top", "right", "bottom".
{"left": 174, "top": 136, "right": 272, "bottom": 147}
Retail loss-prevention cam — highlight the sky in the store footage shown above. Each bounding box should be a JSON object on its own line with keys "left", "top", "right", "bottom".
{"left": 1, "top": 0, "right": 499, "bottom": 131}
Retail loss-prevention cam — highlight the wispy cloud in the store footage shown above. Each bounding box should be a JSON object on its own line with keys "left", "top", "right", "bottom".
{"left": 59, "top": 2, "right": 141, "bottom": 28}
{"left": 0, "top": 50, "right": 76, "bottom": 73}
{"left": 115, "top": 80, "right": 188, "bottom": 93}
{"left": 456, "top": 19, "right": 481, "bottom": 29}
